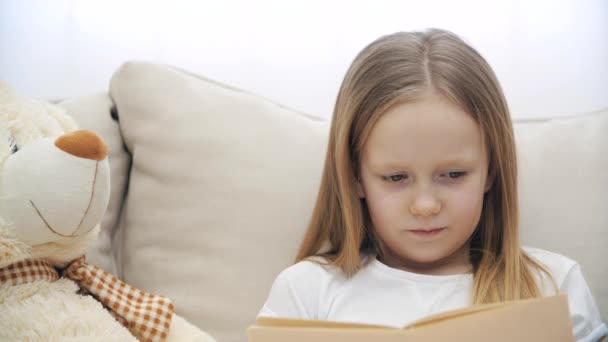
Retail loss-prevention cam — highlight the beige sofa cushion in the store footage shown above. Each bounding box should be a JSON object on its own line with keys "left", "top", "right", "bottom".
{"left": 515, "top": 110, "right": 608, "bottom": 320}
{"left": 109, "top": 62, "right": 328, "bottom": 342}
{"left": 57, "top": 94, "right": 131, "bottom": 275}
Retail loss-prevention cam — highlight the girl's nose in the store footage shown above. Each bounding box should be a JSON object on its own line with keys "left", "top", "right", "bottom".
{"left": 55, "top": 130, "right": 108, "bottom": 161}
{"left": 409, "top": 193, "right": 442, "bottom": 216}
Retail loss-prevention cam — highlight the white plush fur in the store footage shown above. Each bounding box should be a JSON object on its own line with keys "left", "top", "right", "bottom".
{"left": 0, "top": 279, "right": 216, "bottom": 341}
{"left": 0, "top": 216, "right": 31, "bottom": 268}
{"left": 0, "top": 279, "right": 137, "bottom": 341}
{"left": 0, "top": 83, "right": 216, "bottom": 341}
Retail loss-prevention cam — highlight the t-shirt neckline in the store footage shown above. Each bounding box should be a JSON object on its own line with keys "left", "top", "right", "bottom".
{"left": 370, "top": 256, "right": 473, "bottom": 283}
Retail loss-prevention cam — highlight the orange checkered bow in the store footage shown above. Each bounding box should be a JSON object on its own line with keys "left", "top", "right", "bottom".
{"left": 0, "top": 257, "right": 174, "bottom": 342}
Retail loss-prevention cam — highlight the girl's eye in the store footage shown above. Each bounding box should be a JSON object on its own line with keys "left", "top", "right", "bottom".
{"left": 383, "top": 174, "right": 408, "bottom": 182}
{"left": 443, "top": 171, "right": 467, "bottom": 179}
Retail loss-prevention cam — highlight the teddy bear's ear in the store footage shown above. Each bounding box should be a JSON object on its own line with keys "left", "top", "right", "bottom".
{"left": 0, "top": 81, "right": 18, "bottom": 103}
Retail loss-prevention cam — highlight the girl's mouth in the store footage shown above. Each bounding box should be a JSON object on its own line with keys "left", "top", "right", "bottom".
{"left": 409, "top": 227, "right": 445, "bottom": 237}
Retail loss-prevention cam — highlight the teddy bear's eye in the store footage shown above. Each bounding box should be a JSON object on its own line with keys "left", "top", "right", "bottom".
{"left": 9, "top": 136, "right": 19, "bottom": 154}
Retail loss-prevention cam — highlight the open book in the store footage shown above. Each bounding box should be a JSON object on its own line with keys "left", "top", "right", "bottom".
{"left": 248, "top": 294, "right": 574, "bottom": 342}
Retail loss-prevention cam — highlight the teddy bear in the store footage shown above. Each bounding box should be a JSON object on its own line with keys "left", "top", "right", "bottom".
{"left": 0, "top": 82, "right": 216, "bottom": 342}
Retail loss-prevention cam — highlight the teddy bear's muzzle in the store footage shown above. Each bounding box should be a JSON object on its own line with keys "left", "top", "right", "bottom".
{"left": 0, "top": 133, "right": 111, "bottom": 246}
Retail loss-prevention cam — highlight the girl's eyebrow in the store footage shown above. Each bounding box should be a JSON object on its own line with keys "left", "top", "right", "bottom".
{"left": 436, "top": 155, "right": 478, "bottom": 166}
{"left": 372, "top": 155, "right": 479, "bottom": 170}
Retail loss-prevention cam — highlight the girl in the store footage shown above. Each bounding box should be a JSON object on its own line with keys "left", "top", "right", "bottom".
{"left": 259, "top": 29, "right": 607, "bottom": 341}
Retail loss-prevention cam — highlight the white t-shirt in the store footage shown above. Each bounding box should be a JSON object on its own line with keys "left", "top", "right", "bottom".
{"left": 259, "top": 247, "right": 607, "bottom": 342}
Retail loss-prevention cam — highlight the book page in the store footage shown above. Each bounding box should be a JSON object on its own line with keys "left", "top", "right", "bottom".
{"left": 256, "top": 295, "right": 568, "bottom": 331}
{"left": 256, "top": 317, "right": 389, "bottom": 330}
{"left": 403, "top": 295, "right": 566, "bottom": 329}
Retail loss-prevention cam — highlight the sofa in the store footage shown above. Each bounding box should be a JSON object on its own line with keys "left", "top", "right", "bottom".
{"left": 56, "top": 61, "right": 607, "bottom": 342}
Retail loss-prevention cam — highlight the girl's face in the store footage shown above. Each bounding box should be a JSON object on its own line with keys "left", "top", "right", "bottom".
{"left": 357, "top": 91, "right": 490, "bottom": 275}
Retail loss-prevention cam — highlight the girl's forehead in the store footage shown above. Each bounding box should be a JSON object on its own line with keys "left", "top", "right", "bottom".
{"left": 362, "top": 95, "right": 486, "bottom": 166}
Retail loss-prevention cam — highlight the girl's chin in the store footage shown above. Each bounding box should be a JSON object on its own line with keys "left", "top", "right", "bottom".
{"left": 384, "top": 249, "right": 471, "bottom": 275}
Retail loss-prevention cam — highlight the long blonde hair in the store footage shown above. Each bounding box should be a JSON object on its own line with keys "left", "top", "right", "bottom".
{"left": 296, "top": 29, "right": 554, "bottom": 304}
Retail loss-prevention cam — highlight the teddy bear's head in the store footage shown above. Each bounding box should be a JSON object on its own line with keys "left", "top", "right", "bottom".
{"left": 0, "top": 82, "right": 110, "bottom": 268}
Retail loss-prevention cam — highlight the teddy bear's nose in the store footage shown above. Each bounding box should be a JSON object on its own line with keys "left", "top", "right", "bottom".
{"left": 55, "top": 130, "right": 108, "bottom": 161}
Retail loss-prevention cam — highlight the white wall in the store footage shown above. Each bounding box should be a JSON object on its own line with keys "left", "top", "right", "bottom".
{"left": 1, "top": 0, "right": 606, "bottom": 119}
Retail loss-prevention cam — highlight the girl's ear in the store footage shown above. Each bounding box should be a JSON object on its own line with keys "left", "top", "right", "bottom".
{"left": 484, "top": 177, "right": 493, "bottom": 192}
{"left": 356, "top": 180, "right": 366, "bottom": 198}
{"left": 354, "top": 162, "right": 366, "bottom": 198}
{"left": 484, "top": 165, "right": 495, "bottom": 192}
